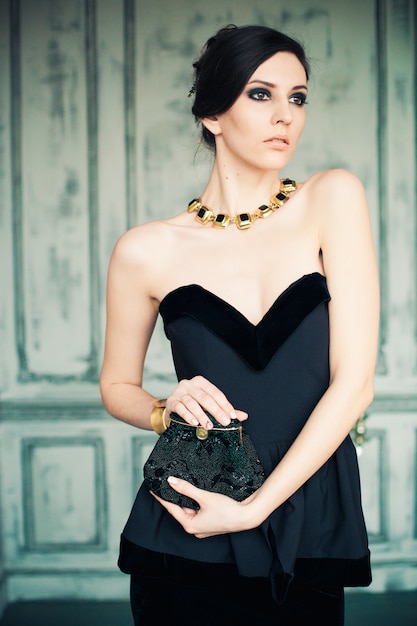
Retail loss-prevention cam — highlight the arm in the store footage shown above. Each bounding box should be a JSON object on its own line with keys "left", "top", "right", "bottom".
{"left": 100, "top": 223, "right": 243, "bottom": 430}
{"left": 249, "top": 169, "right": 379, "bottom": 521}
{"left": 99, "top": 225, "right": 161, "bottom": 429}
{"left": 155, "top": 169, "right": 380, "bottom": 536}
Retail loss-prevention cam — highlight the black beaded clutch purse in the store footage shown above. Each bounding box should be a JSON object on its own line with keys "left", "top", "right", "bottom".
{"left": 143, "top": 412, "right": 265, "bottom": 510}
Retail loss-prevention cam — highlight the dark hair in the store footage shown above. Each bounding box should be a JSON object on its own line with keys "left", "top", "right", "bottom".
{"left": 191, "top": 24, "right": 310, "bottom": 150}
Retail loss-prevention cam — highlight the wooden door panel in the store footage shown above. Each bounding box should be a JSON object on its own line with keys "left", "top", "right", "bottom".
{"left": 0, "top": 0, "right": 415, "bottom": 605}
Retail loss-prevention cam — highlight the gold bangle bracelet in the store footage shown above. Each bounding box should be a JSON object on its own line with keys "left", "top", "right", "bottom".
{"left": 150, "top": 399, "right": 168, "bottom": 435}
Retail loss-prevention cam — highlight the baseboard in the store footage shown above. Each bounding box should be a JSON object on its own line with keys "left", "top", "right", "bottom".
{"left": 345, "top": 562, "right": 417, "bottom": 593}
{"left": 5, "top": 563, "right": 417, "bottom": 602}
{"left": 0, "top": 574, "right": 7, "bottom": 620}
{"left": 7, "top": 572, "right": 130, "bottom": 602}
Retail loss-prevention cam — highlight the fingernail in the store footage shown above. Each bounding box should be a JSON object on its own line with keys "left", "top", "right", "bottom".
{"left": 168, "top": 476, "right": 179, "bottom": 485}
{"left": 230, "top": 410, "right": 237, "bottom": 420}
{"left": 205, "top": 420, "right": 213, "bottom": 430}
{"left": 191, "top": 418, "right": 198, "bottom": 426}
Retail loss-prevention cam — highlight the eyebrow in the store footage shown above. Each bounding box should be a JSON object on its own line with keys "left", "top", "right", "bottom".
{"left": 247, "top": 79, "right": 308, "bottom": 91}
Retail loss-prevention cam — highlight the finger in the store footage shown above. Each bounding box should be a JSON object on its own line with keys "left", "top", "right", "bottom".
{"left": 191, "top": 377, "right": 238, "bottom": 424}
{"left": 149, "top": 486, "right": 200, "bottom": 532}
{"left": 167, "top": 475, "right": 204, "bottom": 500}
{"left": 182, "top": 507, "right": 197, "bottom": 515}
{"left": 169, "top": 395, "right": 210, "bottom": 428}
{"left": 150, "top": 491, "right": 193, "bottom": 522}
{"left": 169, "top": 378, "right": 237, "bottom": 427}
{"left": 166, "top": 392, "right": 198, "bottom": 426}
{"left": 179, "top": 394, "right": 213, "bottom": 428}
{"left": 150, "top": 492, "right": 213, "bottom": 538}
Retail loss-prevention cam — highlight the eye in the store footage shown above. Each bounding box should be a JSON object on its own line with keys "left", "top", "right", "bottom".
{"left": 247, "top": 88, "right": 271, "bottom": 101}
{"left": 289, "top": 92, "right": 308, "bottom": 106}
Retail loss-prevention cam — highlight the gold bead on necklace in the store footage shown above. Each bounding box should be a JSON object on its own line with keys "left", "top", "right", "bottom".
{"left": 187, "top": 177, "right": 297, "bottom": 230}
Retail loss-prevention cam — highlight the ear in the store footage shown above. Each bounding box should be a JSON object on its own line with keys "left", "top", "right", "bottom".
{"left": 200, "top": 116, "right": 222, "bottom": 137}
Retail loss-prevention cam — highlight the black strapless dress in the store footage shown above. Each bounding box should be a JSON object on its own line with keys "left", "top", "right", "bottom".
{"left": 119, "top": 273, "right": 371, "bottom": 588}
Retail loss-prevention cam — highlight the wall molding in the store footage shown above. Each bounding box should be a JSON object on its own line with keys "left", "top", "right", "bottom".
{"left": 22, "top": 436, "right": 107, "bottom": 551}
{"left": 0, "top": 400, "right": 108, "bottom": 421}
{"left": 7, "top": 572, "right": 129, "bottom": 601}
{"left": 375, "top": 0, "right": 389, "bottom": 376}
{"left": 9, "top": 0, "right": 101, "bottom": 384}
{"left": 85, "top": 0, "right": 101, "bottom": 383}
{"left": 415, "top": 428, "right": 417, "bottom": 540}
{"left": 4, "top": 564, "right": 417, "bottom": 599}
{"left": 124, "top": 0, "right": 137, "bottom": 229}
{"left": 414, "top": 0, "right": 417, "bottom": 375}
{"left": 370, "top": 394, "right": 417, "bottom": 412}
{"left": 364, "top": 429, "right": 389, "bottom": 544}
{"left": 1, "top": 393, "right": 417, "bottom": 422}
{"left": 0, "top": 574, "right": 7, "bottom": 621}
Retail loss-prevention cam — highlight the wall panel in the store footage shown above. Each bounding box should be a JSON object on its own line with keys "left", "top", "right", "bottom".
{"left": 357, "top": 429, "right": 388, "bottom": 543}
{"left": 10, "top": 0, "right": 99, "bottom": 382}
{"left": 376, "top": 0, "right": 417, "bottom": 383}
{"left": 0, "top": 0, "right": 416, "bottom": 606}
{"left": 0, "top": 418, "right": 134, "bottom": 601}
{"left": 22, "top": 438, "right": 106, "bottom": 550}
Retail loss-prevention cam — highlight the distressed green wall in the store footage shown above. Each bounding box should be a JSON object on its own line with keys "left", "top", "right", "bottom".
{"left": 0, "top": 0, "right": 416, "bottom": 611}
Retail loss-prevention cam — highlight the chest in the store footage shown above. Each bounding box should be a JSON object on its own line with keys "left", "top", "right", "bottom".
{"left": 161, "top": 218, "right": 322, "bottom": 325}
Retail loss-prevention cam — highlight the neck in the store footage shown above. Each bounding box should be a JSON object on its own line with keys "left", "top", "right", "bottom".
{"left": 188, "top": 174, "right": 297, "bottom": 230}
{"left": 200, "top": 159, "right": 282, "bottom": 217}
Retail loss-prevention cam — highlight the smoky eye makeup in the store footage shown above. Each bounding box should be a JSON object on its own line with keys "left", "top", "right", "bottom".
{"left": 247, "top": 87, "right": 271, "bottom": 101}
{"left": 289, "top": 92, "right": 309, "bottom": 105}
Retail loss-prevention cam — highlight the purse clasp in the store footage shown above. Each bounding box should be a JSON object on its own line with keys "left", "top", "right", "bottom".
{"left": 196, "top": 426, "right": 209, "bottom": 440}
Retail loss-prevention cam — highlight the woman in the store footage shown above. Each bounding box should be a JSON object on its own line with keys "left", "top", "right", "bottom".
{"left": 100, "top": 24, "right": 379, "bottom": 625}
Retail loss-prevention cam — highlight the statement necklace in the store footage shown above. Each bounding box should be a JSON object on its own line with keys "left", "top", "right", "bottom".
{"left": 187, "top": 177, "right": 297, "bottom": 230}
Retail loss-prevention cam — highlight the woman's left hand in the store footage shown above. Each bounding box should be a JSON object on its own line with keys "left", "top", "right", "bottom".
{"left": 150, "top": 476, "right": 257, "bottom": 539}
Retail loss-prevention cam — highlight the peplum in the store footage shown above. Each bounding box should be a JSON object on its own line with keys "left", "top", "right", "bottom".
{"left": 119, "top": 272, "right": 371, "bottom": 590}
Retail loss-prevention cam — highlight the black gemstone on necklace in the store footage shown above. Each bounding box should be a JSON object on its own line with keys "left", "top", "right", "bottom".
{"left": 188, "top": 178, "right": 297, "bottom": 229}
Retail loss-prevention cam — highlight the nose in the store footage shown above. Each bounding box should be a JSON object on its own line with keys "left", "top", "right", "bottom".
{"left": 271, "top": 99, "right": 292, "bottom": 125}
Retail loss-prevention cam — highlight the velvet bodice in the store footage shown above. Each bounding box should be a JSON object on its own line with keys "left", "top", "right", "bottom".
{"left": 119, "top": 272, "right": 371, "bottom": 589}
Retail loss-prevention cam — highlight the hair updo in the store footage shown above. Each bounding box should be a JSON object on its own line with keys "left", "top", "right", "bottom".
{"left": 190, "top": 24, "right": 310, "bottom": 150}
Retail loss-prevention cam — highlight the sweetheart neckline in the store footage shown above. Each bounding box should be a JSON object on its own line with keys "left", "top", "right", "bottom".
{"left": 159, "top": 272, "right": 326, "bottom": 328}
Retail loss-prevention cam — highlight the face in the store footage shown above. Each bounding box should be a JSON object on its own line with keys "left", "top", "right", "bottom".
{"left": 203, "top": 52, "right": 308, "bottom": 171}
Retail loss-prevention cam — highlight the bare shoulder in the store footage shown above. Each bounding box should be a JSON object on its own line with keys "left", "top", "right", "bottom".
{"left": 107, "top": 219, "right": 178, "bottom": 298}
{"left": 110, "top": 219, "right": 173, "bottom": 268}
{"left": 302, "top": 168, "right": 365, "bottom": 193}
{"left": 298, "top": 169, "right": 368, "bottom": 234}
{"left": 305, "top": 168, "right": 367, "bottom": 209}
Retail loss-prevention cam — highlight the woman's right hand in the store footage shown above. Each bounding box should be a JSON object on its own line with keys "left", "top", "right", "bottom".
{"left": 165, "top": 376, "right": 248, "bottom": 429}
